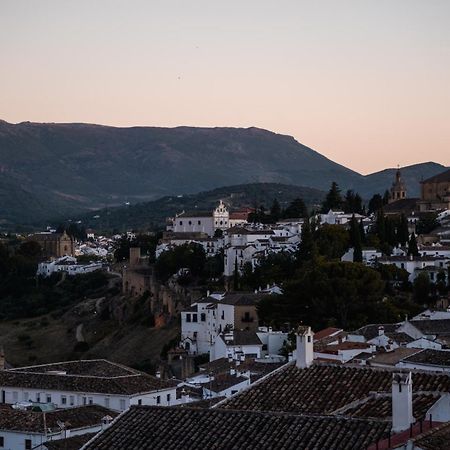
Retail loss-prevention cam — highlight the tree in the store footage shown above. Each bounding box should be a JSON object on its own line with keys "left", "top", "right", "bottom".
{"left": 436, "top": 271, "right": 448, "bottom": 296}
{"left": 349, "top": 215, "right": 362, "bottom": 262}
{"left": 368, "top": 194, "right": 384, "bottom": 214}
{"left": 283, "top": 198, "right": 308, "bottom": 219}
{"left": 155, "top": 243, "right": 206, "bottom": 282}
{"left": 383, "top": 190, "right": 390, "bottom": 205}
{"left": 407, "top": 233, "right": 419, "bottom": 257}
{"left": 257, "top": 261, "right": 386, "bottom": 330}
{"left": 297, "top": 218, "right": 317, "bottom": 264}
{"left": 17, "top": 241, "right": 42, "bottom": 259}
{"left": 233, "top": 256, "right": 240, "bottom": 291}
{"left": 413, "top": 272, "right": 431, "bottom": 303}
{"left": 416, "top": 213, "right": 439, "bottom": 235}
{"left": 315, "top": 224, "right": 350, "bottom": 260}
{"left": 321, "top": 182, "right": 343, "bottom": 213}
{"left": 396, "top": 214, "right": 409, "bottom": 247}
{"left": 344, "top": 190, "right": 363, "bottom": 214}
{"left": 270, "top": 199, "right": 282, "bottom": 222}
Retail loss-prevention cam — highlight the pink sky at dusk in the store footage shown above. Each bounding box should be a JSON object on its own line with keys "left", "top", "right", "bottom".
{"left": 1, "top": 0, "right": 449, "bottom": 174}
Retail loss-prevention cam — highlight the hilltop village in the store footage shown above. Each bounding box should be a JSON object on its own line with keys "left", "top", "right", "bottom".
{"left": 1, "top": 168, "right": 450, "bottom": 448}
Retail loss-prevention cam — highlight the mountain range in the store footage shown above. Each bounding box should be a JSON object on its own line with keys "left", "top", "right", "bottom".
{"left": 0, "top": 120, "right": 447, "bottom": 228}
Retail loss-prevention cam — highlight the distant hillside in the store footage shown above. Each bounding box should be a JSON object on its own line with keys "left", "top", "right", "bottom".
{"left": 0, "top": 121, "right": 358, "bottom": 227}
{"left": 0, "top": 120, "right": 447, "bottom": 228}
{"left": 360, "top": 162, "right": 448, "bottom": 198}
{"left": 72, "top": 183, "right": 325, "bottom": 231}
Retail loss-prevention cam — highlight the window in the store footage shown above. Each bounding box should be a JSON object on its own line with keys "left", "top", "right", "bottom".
{"left": 307, "top": 336, "right": 311, "bottom": 343}
{"left": 179, "top": 221, "right": 183, "bottom": 226}
{"left": 82, "top": 397, "right": 87, "bottom": 405}
{"left": 198, "top": 220, "right": 201, "bottom": 225}
{"left": 192, "top": 314, "right": 198, "bottom": 323}
{"left": 138, "top": 399, "right": 142, "bottom": 405}
{"left": 88, "top": 397, "right": 93, "bottom": 405}
{"left": 200, "top": 313, "right": 206, "bottom": 322}
{"left": 36, "top": 393, "right": 40, "bottom": 403}
{"left": 120, "top": 399, "right": 126, "bottom": 410}
{"left": 186, "top": 314, "right": 191, "bottom": 323}
{"left": 69, "top": 395, "right": 75, "bottom": 406}
{"left": 188, "top": 221, "right": 192, "bottom": 225}
{"left": 167, "top": 393, "right": 171, "bottom": 403}
{"left": 12, "top": 391, "right": 18, "bottom": 402}
{"left": 156, "top": 395, "right": 161, "bottom": 405}
{"left": 221, "top": 311, "right": 225, "bottom": 320}
{"left": 105, "top": 397, "right": 110, "bottom": 408}
{"left": 46, "top": 395, "right": 52, "bottom": 403}
{"left": 23, "top": 392, "right": 29, "bottom": 401}
{"left": 0, "top": 436, "right": 4, "bottom": 447}
{"left": 25, "top": 440, "right": 32, "bottom": 450}
{"left": 61, "top": 395, "right": 67, "bottom": 405}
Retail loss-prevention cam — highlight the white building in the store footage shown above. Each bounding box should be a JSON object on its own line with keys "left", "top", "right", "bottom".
{"left": 377, "top": 255, "right": 449, "bottom": 282}
{"left": 180, "top": 292, "right": 285, "bottom": 360}
{"left": 0, "top": 360, "right": 178, "bottom": 412}
{"left": 172, "top": 201, "right": 230, "bottom": 237}
{"left": 319, "top": 210, "right": 366, "bottom": 226}
{"left": 37, "top": 256, "right": 104, "bottom": 278}
{"left": 0, "top": 404, "right": 115, "bottom": 450}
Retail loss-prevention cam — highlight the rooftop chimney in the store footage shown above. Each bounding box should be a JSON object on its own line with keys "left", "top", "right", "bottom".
{"left": 392, "top": 372, "right": 414, "bottom": 432}
{"left": 295, "top": 326, "right": 314, "bottom": 369}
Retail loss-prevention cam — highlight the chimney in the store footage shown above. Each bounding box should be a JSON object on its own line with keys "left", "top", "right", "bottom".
{"left": 101, "top": 415, "right": 114, "bottom": 430}
{"left": 295, "top": 326, "right": 314, "bottom": 369}
{"left": 392, "top": 372, "right": 414, "bottom": 432}
{"left": 378, "top": 326, "right": 385, "bottom": 336}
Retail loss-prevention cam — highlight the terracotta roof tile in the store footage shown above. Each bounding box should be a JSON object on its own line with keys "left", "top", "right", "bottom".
{"left": 82, "top": 406, "right": 391, "bottom": 450}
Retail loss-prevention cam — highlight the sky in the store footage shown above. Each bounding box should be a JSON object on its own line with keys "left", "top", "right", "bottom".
{"left": 1, "top": 1, "right": 449, "bottom": 174}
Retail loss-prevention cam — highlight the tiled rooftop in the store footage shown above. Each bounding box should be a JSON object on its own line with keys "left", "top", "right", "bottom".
{"left": 44, "top": 433, "right": 97, "bottom": 450}
{"left": 342, "top": 393, "right": 438, "bottom": 421}
{"left": 409, "top": 319, "right": 450, "bottom": 335}
{"left": 402, "top": 349, "right": 450, "bottom": 367}
{"left": 351, "top": 324, "right": 399, "bottom": 341}
{"left": 0, "top": 405, "right": 116, "bottom": 433}
{"left": 220, "top": 363, "right": 450, "bottom": 415}
{"left": 409, "top": 420, "right": 450, "bottom": 450}
{"left": 0, "top": 360, "right": 176, "bottom": 395}
{"left": 9, "top": 359, "right": 138, "bottom": 377}
{"left": 82, "top": 405, "right": 391, "bottom": 450}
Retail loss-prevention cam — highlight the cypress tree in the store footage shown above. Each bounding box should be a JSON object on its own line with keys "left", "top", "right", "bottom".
{"left": 407, "top": 233, "right": 419, "bottom": 257}
{"left": 397, "top": 214, "right": 409, "bottom": 247}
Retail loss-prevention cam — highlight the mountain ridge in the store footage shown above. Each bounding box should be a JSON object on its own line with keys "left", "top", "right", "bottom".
{"left": 0, "top": 120, "right": 447, "bottom": 228}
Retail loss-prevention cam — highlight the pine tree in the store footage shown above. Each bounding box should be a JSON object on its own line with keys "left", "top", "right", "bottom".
{"left": 321, "top": 182, "right": 343, "bottom": 213}
{"left": 284, "top": 198, "right": 308, "bottom": 219}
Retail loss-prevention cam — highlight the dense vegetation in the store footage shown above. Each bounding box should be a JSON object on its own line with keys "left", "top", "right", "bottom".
{"left": 0, "top": 239, "right": 110, "bottom": 320}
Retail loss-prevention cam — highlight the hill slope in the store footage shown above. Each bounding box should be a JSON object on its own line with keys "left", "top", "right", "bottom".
{"left": 0, "top": 121, "right": 358, "bottom": 226}
{"left": 74, "top": 182, "right": 325, "bottom": 231}
{"left": 0, "top": 120, "right": 447, "bottom": 227}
